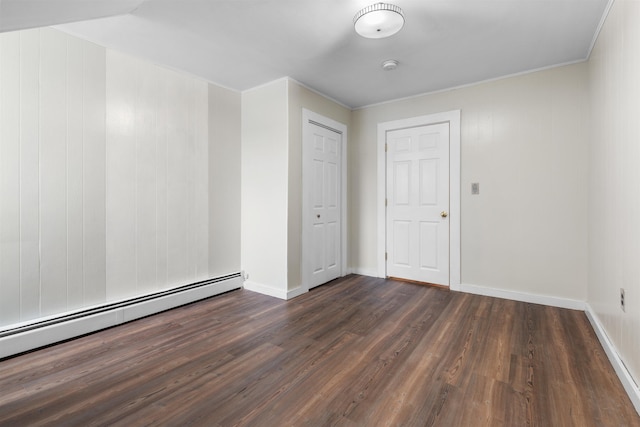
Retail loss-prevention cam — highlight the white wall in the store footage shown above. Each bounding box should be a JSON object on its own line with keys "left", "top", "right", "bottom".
{"left": 209, "top": 84, "right": 241, "bottom": 277}
{"left": 241, "top": 79, "right": 289, "bottom": 296}
{"left": 588, "top": 0, "right": 640, "bottom": 386}
{"left": 0, "top": 28, "right": 212, "bottom": 327}
{"left": 1, "top": 28, "right": 107, "bottom": 323}
{"left": 351, "top": 63, "right": 589, "bottom": 301}
{"left": 105, "top": 49, "right": 209, "bottom": 300}
{"left": 240, "top": 79, "right": 351, "bottom": 296}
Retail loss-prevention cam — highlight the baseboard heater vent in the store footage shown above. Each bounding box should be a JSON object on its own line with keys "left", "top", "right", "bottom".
{"left": 0, "top": 272, "right": 243, "bottom": 359}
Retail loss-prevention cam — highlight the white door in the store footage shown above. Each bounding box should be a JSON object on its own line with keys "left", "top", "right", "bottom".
{"left": 306, "top": 123, "right": 342, "bottom": 289}
{"left": 386, "top": 123, "right": 450, "bottom": 285}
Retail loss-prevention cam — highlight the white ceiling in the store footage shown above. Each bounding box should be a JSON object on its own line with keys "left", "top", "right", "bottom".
{"left": 2, "top": 0, "right": 609, "bottom": 108}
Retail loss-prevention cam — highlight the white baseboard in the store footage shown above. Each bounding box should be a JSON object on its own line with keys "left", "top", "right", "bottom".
{"left": 242, "top": 281, "right": 308, "bottom": 300}
{"left": 585, "top": 304, "right": 640, "bottom": 415}
{"left": 0, "top": 275, "right": 243, "bottom": 360}
{"left": 286, "top": 286, "right": 308, "bottom": 300}
{"left": 458, "top": 283, "right": 586, "bottom": 311}
{"left": 350, "top": 268, "right": 380, "bottom": 278}
{"left": 456, "top": 283, "right": 638, "bottom": 415}
{"left": 243, "top": 280, "right": 289, "bottom": 300}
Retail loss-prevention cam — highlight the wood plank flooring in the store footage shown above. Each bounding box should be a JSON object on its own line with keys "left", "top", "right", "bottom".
{"left": 0, "top": 275, "right": 638, "bottom": 426}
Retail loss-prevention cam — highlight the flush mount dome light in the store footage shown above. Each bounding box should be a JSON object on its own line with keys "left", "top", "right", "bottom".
{"left": 354, "top": 3, "right": 405, "bottom": 39}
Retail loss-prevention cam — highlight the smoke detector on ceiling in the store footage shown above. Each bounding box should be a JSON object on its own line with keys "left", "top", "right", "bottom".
{"left": 382, "top": 59, "right": 399, "bottom": 71}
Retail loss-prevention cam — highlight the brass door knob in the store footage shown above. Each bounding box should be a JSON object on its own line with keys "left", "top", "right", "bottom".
{"left": 440, "top": 211, "right": 448, "bottom": 218}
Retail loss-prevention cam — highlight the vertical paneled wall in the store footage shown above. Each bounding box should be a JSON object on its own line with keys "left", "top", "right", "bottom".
{"left": 0, "top": 28, "right": 209, "bottom": 327}
{"left": 0, "top": 29, "right": 21, "bottom": 322}
{"left": 105, "top": 50, "right": 209, "bottom": 301}
{"left": 588, "top": 0, "right": 640, "bottom": 387}
{"left": 350, "top": 64, "right": 588, "bottom": 299}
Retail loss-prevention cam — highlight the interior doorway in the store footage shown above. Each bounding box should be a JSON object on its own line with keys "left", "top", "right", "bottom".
{"left": 302, "top": 109, "right": 348, "bottom": 291}
{"left": 377, "top": 111, "right": 461, "bottom": 289}
{"left": 386, "top": 122, "right": 450, "bottom": 285}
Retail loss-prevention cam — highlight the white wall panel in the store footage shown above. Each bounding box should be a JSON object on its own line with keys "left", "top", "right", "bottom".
{"left": 208, "top": 84, "right": 241, "bottom": 278}
{"left": 185, "top": 79, "right": 195, "bottom": 283}
{"left": 39, "top": 28, "right": 68, "bottom": 316}
{"left": 166, "top": 70, "right": 189, "bottom": 288}
{"left": 106, "top": 50, "right": 137, "bottom": 300}
{"left": 19, "top": 29, "right": 41, "bottom": 320}
{"left": 135, "top": 59, "right": 159, "bottom": 295}
{"left": 82, "top": 40, "right": 107, "bottom": 307}
{"left": 66, "top": 35, "right": 84, "bottom": 309}
{"left": 0, "top": 31, "right": 21, "bottom": 323}
{"left": 588, "top": 0, "right": 640, "bottom": 389}
{"left": 0, "top": 28, "right": 211, "bottom": 328}
{"left": 193, "top": 80, "right": 209, "bottom": 278}
{"left": 155, "top": 75, "right": 169, "bottom": 288}
{"left": 104, "top": 52, "right": 210, "bottom": 299}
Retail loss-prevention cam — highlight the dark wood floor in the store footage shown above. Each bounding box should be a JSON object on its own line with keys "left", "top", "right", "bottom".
{"left": 0, "top": 275, "right": 638, "bottom": 426}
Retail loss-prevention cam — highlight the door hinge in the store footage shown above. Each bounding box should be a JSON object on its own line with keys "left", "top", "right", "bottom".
{"left": 385, "top": 143, "right": 388, "bottom": 152}
{"left": 385, "top": 198, "right": 388, "bottom": 207}
{"left": 385, "top": 252, "right": 388, "bottom": 261}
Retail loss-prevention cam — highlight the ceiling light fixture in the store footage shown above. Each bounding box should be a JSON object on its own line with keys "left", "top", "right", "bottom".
{"left": 354, "top": 3, "right": 405, "bottom": 39}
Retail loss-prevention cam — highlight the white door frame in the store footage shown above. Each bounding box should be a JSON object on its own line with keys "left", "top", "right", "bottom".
{"left": 302, "top": 109, "right": 348, "bottom": 292}
{"left": 377, "top": 110, "right": 461, "bottom": 290}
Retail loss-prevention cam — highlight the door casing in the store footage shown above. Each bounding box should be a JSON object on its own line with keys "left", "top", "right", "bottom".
{"left": 377, "top": 110, "right": 461, "bottom": 290}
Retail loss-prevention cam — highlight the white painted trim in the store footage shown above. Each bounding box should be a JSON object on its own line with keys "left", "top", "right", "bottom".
{"left": 243, "top": 280, "right": 288, "bottom": 300}
{"left": 355, "top": 60, "right": 586, "bottom": 111}
{"left": 458, "top": 283, "right": 586, "bottom": 311}
{"left": 585, "top": 304, "right": 640, "bottom": 415}
{"left": 286, "top": 286, "right": 308, "bottom": 300}
{"left": 287, "top": 77, "right": 352, "bottom": 110}
{"left": 376, "top": 129, "right": 386, "bottom": 278}
{"left": 242, "top": 281, "right": 308, "bottom": 300}
{"left": 351, "top": 268, "right": 380, "bottom": 278}
{"left": 242, "top": 76, "right": 352, "bottom": 110}
{"left": 449, "top": 112, "right": 461, "bottom": 288}
{"left": 241, "top": 76, "right": 290, "bottom": 94}
{"left": 301, "top": 109, "right": 348, "bottom": 292}
{"left": 587, "top": 0, "right": 615, "bottom": 59}
{"left": 377, "top": 110, "right": 461, "bottom": 288}
{"left": 0, "top": 275, "right": 243, "bottom": 359}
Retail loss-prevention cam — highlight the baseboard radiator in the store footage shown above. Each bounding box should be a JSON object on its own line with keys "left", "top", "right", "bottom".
{"left": 0, "top": 272, "right": 243, "bottom": 360}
